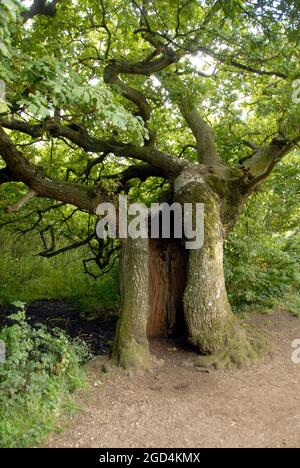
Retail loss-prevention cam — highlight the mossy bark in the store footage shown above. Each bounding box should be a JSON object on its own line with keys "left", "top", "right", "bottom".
{"left": 174, "top": 168, "right": 240, "bottom": 354}
{"left": 112, "top": 166, "right": 259, "bottom": 370}
{"left": 112, "top": 237, "right": 151, "bottom": 370}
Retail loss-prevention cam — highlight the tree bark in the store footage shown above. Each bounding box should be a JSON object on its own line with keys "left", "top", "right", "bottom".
{"left": 112, "top": 237, "right": 151, "bottom": 370}
{"left": 113, "top": 167, "right": 252, "bottom": 368}
{"left": 174, "top": 168, "right": 238, "bottom": 354}
{"left": 147, "top": 239, "right": 187, "bottom": 338}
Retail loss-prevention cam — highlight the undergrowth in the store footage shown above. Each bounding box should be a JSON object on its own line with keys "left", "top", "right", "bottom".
{"left": 0, "top": 302, "right": 91, "bottom": 448}
{"left": 0, "top": 229, "right": 119, "bottom": 312}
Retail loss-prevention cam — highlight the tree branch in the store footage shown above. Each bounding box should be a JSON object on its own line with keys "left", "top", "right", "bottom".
{"left": 104, "top": 63, "right": 152, "bottom": 122}
{"left": 105, "top": 163, "right": 163, "bottom": 189}
{"left": 197, "top": 46, "right": 287, "bottom": 79}
{"left": 5, "top": 190, "right": 37, "bottom": 214}
{"left": 0, "top": 119, "right": 43, "bottom": 138}
{"left": 179, "top": 96, "right": 221, "bottom": 164}
{"left": 22, "top": 0, "right": 60, "bottom": 22}
{"left": 241, "top": 139, "right": 258, "bottom": 151}
{"left": 159, "top": 73, "right": 222, "bottom": 165}
{"left": 38, "top": 232, "right": 96, "bottom": 258}
{"left": 0, "top": 119, "right": 186, "bottom": 177}
{"left": 0, "top": 126, "right": 113, "bottom": 213}
{"left": 135, "top": 28, "right": 287, "bottom": 79}
{"left": 242, "top": 134, "right": 300, "bottom": 193}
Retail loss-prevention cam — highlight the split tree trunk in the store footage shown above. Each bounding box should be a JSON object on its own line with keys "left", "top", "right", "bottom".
{"left": 112, "top": 237, "right": 187, "bottom": 369}
{"left": 113, "top": 168, "right": 245, "bottom": 368}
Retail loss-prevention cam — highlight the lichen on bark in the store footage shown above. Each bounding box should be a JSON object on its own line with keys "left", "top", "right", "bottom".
{"left": 112, "top": 237, "right": 151, "bottom": 370}
{"left": 174, "top": 167, "right": 260, "bottom": 365}
{"left": 113, "top": 165, "right": 263, "bottom": 370}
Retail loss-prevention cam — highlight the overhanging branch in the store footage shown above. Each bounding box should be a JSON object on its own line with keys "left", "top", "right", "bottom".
{"left": 38, "top": 232, "right": 96, "bottom": 258}
{"left": 5, "top": 190, "right": 37, "bottom": 214}
{"left": 241, "top": 133, "right": 300, "bottom": 193}
{"left": 0, "top": 126, "right": 113, "bottom": 213}
{"left": 22, "top": 0, "right": 60, "bottom": 22}
{"left": 0, "top": 119, "right": 186, "bottom": 177}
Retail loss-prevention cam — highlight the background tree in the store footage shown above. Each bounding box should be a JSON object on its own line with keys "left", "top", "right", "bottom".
{"left": 0, "top": 0, "right": 299, "bottom": 368}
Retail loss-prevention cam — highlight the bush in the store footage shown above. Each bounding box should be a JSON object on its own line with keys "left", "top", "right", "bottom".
{"left": 0, "top": 302, "right": 91, "bottom": 448}
{"left": 224, "top": 160, "right": 300, "bottom": 312}
{"left": 225, "top": 232, "right": 300, "bottom": 310}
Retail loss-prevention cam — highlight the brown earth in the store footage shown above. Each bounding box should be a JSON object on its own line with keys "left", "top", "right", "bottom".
{"left": 0, "top": 300, "right": 117, "bottom": 355}
{"left": 46, "top": 311, "right": 300, "bottom": 448}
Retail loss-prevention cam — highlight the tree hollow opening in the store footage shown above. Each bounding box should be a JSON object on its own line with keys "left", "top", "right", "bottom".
{"left": 147, "top": 238, "right": 187, "bottom": 339}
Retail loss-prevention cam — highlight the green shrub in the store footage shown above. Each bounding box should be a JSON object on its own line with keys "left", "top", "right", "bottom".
{"left": 225, "top": 232, "right": 300, "bottom": 309}
{"left": 0, "top": 302, "right": 91, "bottom": 448}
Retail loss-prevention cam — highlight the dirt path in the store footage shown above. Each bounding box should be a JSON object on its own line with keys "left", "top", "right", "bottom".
{"left": 47, "top": 311, "right": 300, "bottom": 448}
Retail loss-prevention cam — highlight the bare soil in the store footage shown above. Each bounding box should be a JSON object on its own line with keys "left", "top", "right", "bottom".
{"left": 46, "top": 310, "right": 300, "bottom": 448}
{"left": 0, "top": 300, "right": 117, "bottom": 354}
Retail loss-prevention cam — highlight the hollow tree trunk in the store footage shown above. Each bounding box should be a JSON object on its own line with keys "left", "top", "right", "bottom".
{"left": 113, "top": 167, "right": 248, "bottom": 369}
{"left": 113, "top": 237, "right": 187, "bottom": 369}
{"left": 147, "top": 239, "right": 187, "bottom": 338}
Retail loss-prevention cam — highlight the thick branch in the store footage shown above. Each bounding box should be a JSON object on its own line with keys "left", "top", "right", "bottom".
{"left": 106, "top": 163, "right": 163, "bottom": 188}
{"left": 0, "top": 119, "right": 186, "bottom": 177}
{"left": 179, "top": 96, "right": 220, "bottom": 165}
{"left": 104, "top": 64, "right": 152, "bottom": 121}
{"left": 137, "top": 29, "right": 287, "bottom": 79}
{"left": 103, "top": 49, "right": 179, "bottom": 121}
{"left": 159, "top": 73, "right": 222, "bottom": 165}
{"left": 241, "top": 134, "right": 300, "bottom": 193}
{"left": 116, "top": 145, "right": 186, "bottom": 177}
{"left": 0, "top": 119, "right": 43, "bottom": 138}
{"left": 118, "top": 163, "right": 162, "bottom": 183}
{"left": 0, "top": 126, "right": 112, "bottom": 213}
{"left": 22, "top": 0, "right": 60, "bottom": 22}
{"left": 241, "top": 139, "right": 258, "bottom": 151}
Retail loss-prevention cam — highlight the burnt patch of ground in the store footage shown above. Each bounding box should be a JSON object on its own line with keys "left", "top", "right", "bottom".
{"left": 0, "top": 300, "right": 117, "bottom": 355}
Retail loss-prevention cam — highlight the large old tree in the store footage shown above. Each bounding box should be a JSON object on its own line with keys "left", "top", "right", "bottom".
{"left": 0, "top": 0, "right": 299, "bottom": 368}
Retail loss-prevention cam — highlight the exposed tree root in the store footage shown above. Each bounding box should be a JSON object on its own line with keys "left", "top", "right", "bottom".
{"left": 196, "top": 323, "right": 268, "bottom": 370}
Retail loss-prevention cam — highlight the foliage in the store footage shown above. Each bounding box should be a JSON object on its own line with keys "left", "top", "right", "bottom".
{"left": 0, "top": 227, "right": 119, "bottom": 311}
{"left": 0, "top": 302, "right": 91, "bottom": 448}
{"left": 0, "top": 0, "right": 298, "bottom": 370}
{"left": 0, "top": 0, "right": 299, "bottom": 166}
{"left": 0, "top": 0, "right": 20, "bottom": 58}
{"left": 225, "top": 154, "right": 300, "bottom": 311}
